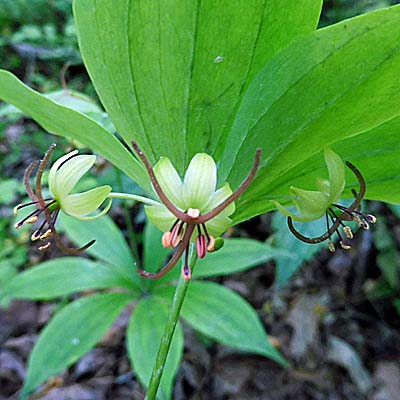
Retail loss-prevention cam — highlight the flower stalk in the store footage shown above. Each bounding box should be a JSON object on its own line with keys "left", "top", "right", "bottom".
{"left": 145, "top": 245, "right": 197, "bottom": 400}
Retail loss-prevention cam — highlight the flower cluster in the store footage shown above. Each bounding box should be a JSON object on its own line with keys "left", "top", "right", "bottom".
{"left": 274, "top": 149, "right": 376, "bottom": 252}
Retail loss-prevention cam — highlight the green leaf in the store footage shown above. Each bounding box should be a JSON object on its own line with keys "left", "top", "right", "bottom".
{"left": 271, "top": 212, "right": 326, "bottom": 288}
{"left": 194, "top": 238, "right": 284, "bottom": 278}
{"left": 0, "top": 257, "right": 136, "bottom": 304}
{"left": 127, "top": 296, "right": 183, "bottom": 400}
{"left": 73, "top": 0, "right": 322, "bottom": 173}
{"left": 218, "top": 5, "right": 400, "bottom": 222}
{"left": 21, "top": 292, "right": 132, "bottom": 398}
{"left": 180, "top": 281, "right": 287, "bottom": 366}
{"left": 0, "top": 70, "right": 149, "bottom": 191}
{"left": 59, "top": 213, "right": 140, "bottom": 285}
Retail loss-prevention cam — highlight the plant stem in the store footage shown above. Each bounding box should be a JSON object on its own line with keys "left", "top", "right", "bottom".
{"left": 145, "top": 245, "right": 197, "bottom": 400}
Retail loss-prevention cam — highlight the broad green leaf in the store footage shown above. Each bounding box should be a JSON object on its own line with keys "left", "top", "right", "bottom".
{"left": 127, "top": 296, "right": 183, "bottom": 400}
{"left": 0, "top": 70, "right": 149, "bottom": 190}
{"left": 59, "top": 213, "right": 141, "bottom": 286}
{"left": 73, "top": 0, "right": 322, "bottom": 173}
{"left": 218, "top": 5, "right": 400, "bottom": 221}
{"left": 21, "top": 292, "right": 132, "bottom": 398}
{"left": 180, "top": 281, "right": 286, "bottom": 365}
{"left": 271, "top": 212, "right": 325, "bottom": 288}
{"left": 0, "top": 258, "right": 136, "bottom": 304}
{"left": 194, "top": 238, "right": 285, "bottom": 278}
{"left": 239, "top": 116, "right": 400, "bottom": 223}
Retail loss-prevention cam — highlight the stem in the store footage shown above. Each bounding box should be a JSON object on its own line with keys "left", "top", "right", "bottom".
{"left": 107, "top": 192, "right": 160, "bottom": 206}
{"left": 145, "top": 245, "right": 197, "bottom": 400}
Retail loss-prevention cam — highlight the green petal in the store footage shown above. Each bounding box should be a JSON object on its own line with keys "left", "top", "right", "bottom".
{"left": 324, "top": 148, "right": 345, "bottom": 203}
{"left": 144, "top": 204, "right": 176, "bottom": 233}
{"left": 204, "top": 214, "right": 232, "bottom": 238}
{"left": 153, "top": 157, "right": 185, "bottom": 209}
{"left": 48, "top": 150, "right": 78, "bottom": 198}
{"left": 61, "top": 185, "right": 111, "bottom": 218}
{"left": 55, "top": 155, "right": 96, "bottom": 198}
{"left": 203, "top": 182, "right": 235, "bottom": 217}
{"left": 183, "top": 153, "right": 216, "bottom": 210}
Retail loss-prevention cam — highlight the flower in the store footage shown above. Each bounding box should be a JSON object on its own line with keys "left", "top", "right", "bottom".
{"left": 273, "top": 149, "right": 376, "bottom": 252}
{"left": 14, "top": 144, "right": 111, "bottom": 254}
{"left": 132, "top": 142, "right": 261, "bottom": 280}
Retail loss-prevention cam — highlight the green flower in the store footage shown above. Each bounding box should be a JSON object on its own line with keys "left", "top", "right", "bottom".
{"left": 14, "top": 144, "right": 111, "bottom": 254}
{"left": 273, "top": 149, "right": 345, "bottom": 222}
{"left": 273, "top": 148, "right": 375, "bottom": 252}
{"left": 131, "top": 141, "right": 261, "bottom": 280}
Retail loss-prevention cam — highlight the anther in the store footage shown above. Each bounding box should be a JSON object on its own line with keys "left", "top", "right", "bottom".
{"left": 26, "top": 216, "right": 38, "bottom": 224}
{"left": 39, "top": 229, "right": 52, "bottom": 240}
{"left": 340, "top": 241, "right": 351, "bottom": 250}
{"left": 196, "top": 234, "right": 207, "bottom": 258}
{"left": 170, "top": 223, "right": 184, "bottom": 248}
{"left": 365, "top": 214, "right": 376, "bottom": 224}
{"left": 361, "top": 220, "right": 370, "bottom": 230}
{"left": 38, "top": 242, "right": 51, "bottom": 251}
{"left": 14, "top": 204, "right": 22, "bottom": 216}
{"left": 31, "top": 231, "right": 41, "bottom": 241}
{"left": 328, "top": 240, "right": 335, "bottom": 253}
{"left": 343, "top": 226, "right": 353, "bottom": 239}
{"left": 187, "top": 208, "right": 200, "bottom": 219}
{"left": 162, "top": 231, "right": 172, "bottom": 248}
{"left": 207, "top": 236, "right": 216, "bottom": 252}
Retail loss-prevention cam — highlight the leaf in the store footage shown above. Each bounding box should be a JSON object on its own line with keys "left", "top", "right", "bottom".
{"left": 194, "top": 238, "right": 285, "bottom": 278}
{"left": 271, "top": 212, "right": 326, "bottom": 288}
{"left": 59, "top": 213, "right": 140, "bottom": 285}
{"left": 0, "top": 70, "right": 149, "bottom": 191}
{"left": 0, "top": 257, "right": 136, "bottom": 304}
{"left": 180, "top": 281, "right": 287, "bottom": 366}
{"left": 73, "top": 0, "right": 322, "bottom": 173}
{"left": 21, "top": 292, "right": 132, "bottom": 398}
{"left": 127, "top": 296, "right": 183, "bottom": 400}
{"left": 218, "top": 5, "right": 400, "bottom": 222}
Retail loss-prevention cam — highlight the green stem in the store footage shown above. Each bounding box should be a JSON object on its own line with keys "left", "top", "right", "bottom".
{"left": 146, "top": 245, "right": 197, "bottom": 400}
{"left": 107, "top": 192, "right": 160, "bottom": 206}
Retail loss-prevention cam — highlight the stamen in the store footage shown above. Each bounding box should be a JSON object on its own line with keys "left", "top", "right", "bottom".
{"left": 343, "top": 226, "right": 353, "bottom": 239}
{"left": 31, "top": 231, "right": 41, "bottom": 241}
{"left": 38, "top": 242, "right": 51, "bottom": 251}
{"left": 162, "top": 231, "right": 172, "bottom": 248}
{"left": 196, "top": 226, "right": 207, "bottom": 259}
{"left": 39, "top": 229, "right": 52, "bottom": 240}
{"left": 26, "top": 216, "right": 38, "bottom": 224}
{"left": 207, "top": 236, "right": 216, "bottom": 252}
{"left": 170, "top": 222, "right": 184, "bottom": 248}
{"left": 340, "top": 241, "right": 351, "bottom": 250}
{"left": 365, "top": 214, "right": 376, "bottom": 224}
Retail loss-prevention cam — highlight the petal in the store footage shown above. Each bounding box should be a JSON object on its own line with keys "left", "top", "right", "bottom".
{"left": 203, "top": 182, "right": 235, "bottom": 217}
{"left": 204, "top": 214, "right": 232, "bottom": 238}
{"left": 153, "top": 157, "right": 185, "bottom": 209}
{"left": 324, "top": 148, "right": 345, "bottom": 203}
{"left": 61, "top": 185, "right": 111, "bottom": 217}
{"left": 48, "top": 150, "right": 78, "bottom": 198}
{"left": 183, "top": 153, "right": 216, "bottom": 209}
{"left": 144, "top": 204, "right": 176, "bottom": 233}
{"left": 55, "top": 155, "right": 96, "bottom": 197}
{"left": 273, "top": 187, "right": 330, "bottom": 222}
